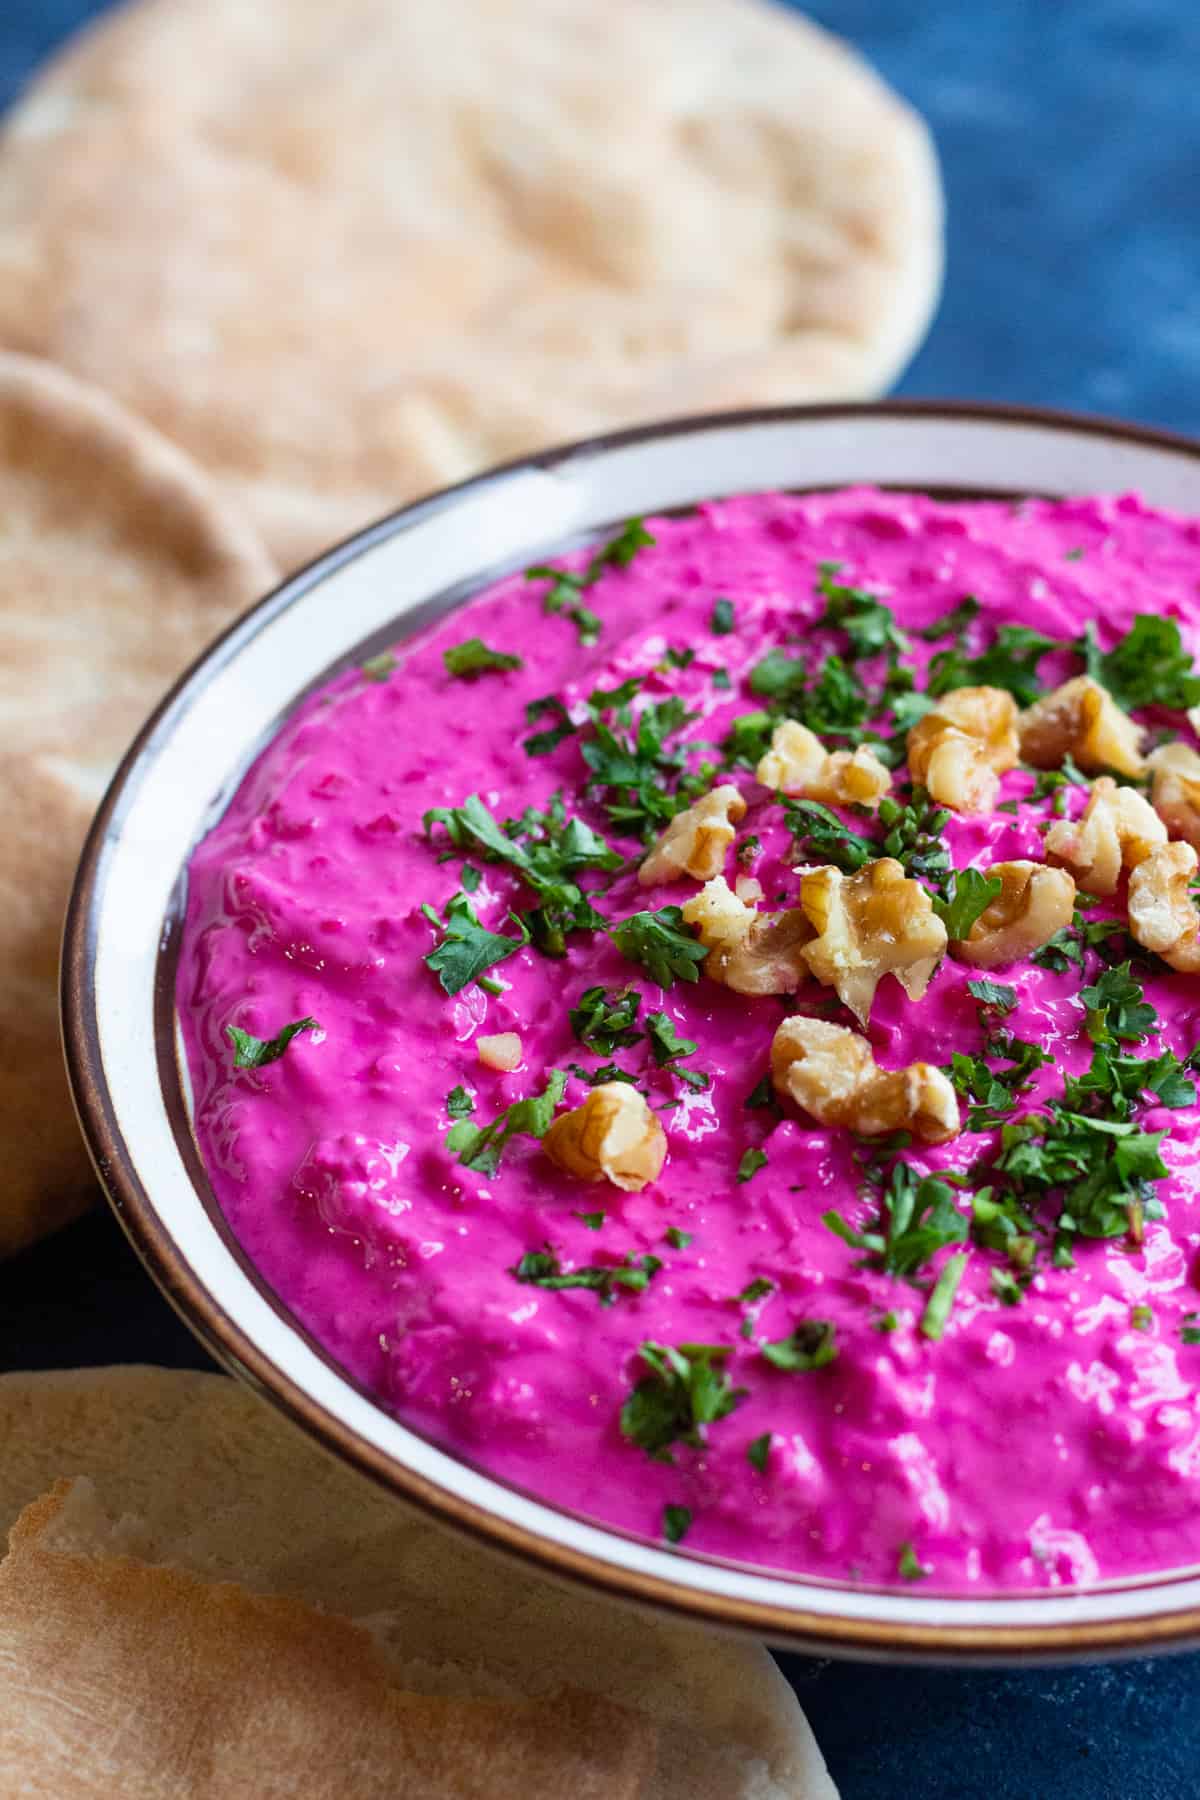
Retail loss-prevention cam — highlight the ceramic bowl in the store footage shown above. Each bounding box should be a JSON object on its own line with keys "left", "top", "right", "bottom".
{"left": 63, "top": 401, "right": 1200, "bottom": 1662}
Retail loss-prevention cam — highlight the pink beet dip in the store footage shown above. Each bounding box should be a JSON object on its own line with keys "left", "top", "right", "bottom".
{"left": 177, "top": 487, "right": 1200, "bottom": 1591}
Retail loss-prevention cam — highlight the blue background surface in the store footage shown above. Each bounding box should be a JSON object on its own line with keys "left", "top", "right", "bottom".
{"left": 0, "top": 3, "right": 1197, "bottom": 1795}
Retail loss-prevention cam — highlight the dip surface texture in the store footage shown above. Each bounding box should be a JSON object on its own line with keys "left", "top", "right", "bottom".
{"left": 178, "top": 487, "right": 1200, "bottom": 1591}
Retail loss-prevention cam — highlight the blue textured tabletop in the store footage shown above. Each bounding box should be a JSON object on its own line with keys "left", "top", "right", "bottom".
{"left": 1, "top": 3, "right": 1198, "bottom": 1796}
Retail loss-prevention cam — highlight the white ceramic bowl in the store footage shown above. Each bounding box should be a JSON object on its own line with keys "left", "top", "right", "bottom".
{"left": 63, "top": 401, "right": 1200, "bottom": 1662}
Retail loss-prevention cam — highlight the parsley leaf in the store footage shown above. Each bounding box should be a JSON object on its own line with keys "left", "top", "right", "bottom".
{"left": 663, "top": 1504, "right": 693, "bottom": 1544}
{"left": 665, "top": 1226, "right": 693, "bottom": 1249}
{"left": 620, "top": 1342, "right": 745, "bottom": 1461}
{"left": 569, "top": 986, "right": 642, "bottom": 1054}
{"left": 917, "top": 597, "right": 980, "bottom": 643}
{"left": 783, "top": 798, "right": 876, "bottom": 873}
{"left": 445, "top": 1070, "right": 567, "bottom": 1176}
{"left": 928, "top": 624, "right": 1059, "bottom": 708}
{"left": 920, "top": 1252, "right": 968, "bottom": 1339}
{"left": 446, "top": 1085, "right": 474, "bottom": 1119}
{"left": 824, "top": 1163, "right": 968, "bottom": 1278}
{"left": 877, "top": 791, "right": 953, "bottom": 892}
{"left": 582, "top": 693, "right": 713, "bottom": 841}
{"left": 816, "top": 563, "right": 909, "bottom": 660}
{"left": 933, "top": 868, "right": 1003, "bottom": 940}
{"left": 1086, "top": 615, "right": 1200, "bottom": 713}
{"left": 747, "top": 1432, "right": 772, "bottom": 1472}
{"left": 612, "top": 906, "right": 709, "bottom": 988}
{"left": 442, "top": 638, "right": 523, "bottom": 678}
{"left": 360, "top": 651, "right": 397, "bottom": 682}
{"left": 575, "top": 1210, "right": 606, "bottom": 1230}
{"left": 645, "top": 1012, "right": 711, "bottom": 1091}
{"left": 525, "top": 517, "right": 655, "bottom": 642}
{"left": 710, "top": 597, "right": 735, "bottom": 635}
{"left": 226, "top": 1016, "right": 318, "bottom": 1068}
{"left": 967, "top": 978, "right": 1018, "bottom": 1016}
{"left": 736, "top": 1147, "right": 768, "bottom": 1183}
{"left": 511, "top": 1247, "right": 662, "bottom": 1304}
{"left": 898, "top": 1542, "right": 929, "bottom": 1581}
{"left": 423, "top": 893, "right": 530, "bottom": 995}
{"left": 1082, "top": 963, "right": 1157, "bottom": 1045}
{"left": 522, "top": 695, "right": 576, "bottom": 757}
{"left": 760, "top": 1319, "right": 838, "bottom": 1371}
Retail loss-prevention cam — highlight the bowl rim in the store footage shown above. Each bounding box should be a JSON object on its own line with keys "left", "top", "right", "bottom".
{"left": 61, "top": 397, "right": 1200, "bottom": 1663}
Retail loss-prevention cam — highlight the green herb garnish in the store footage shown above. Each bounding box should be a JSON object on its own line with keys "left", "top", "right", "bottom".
{"left": 444, "top": 1070, "right": 566, "bottom": 1176}
{"left": 760, "top": 1319, "right": 838, "bottom": 1371}
{"left": 423, "top": 893, "right": 530, "bottom": 995}
{"left": 611, "top": 906, "right": 709, "bottom": 988}
{"left": 443, "top": 638, "right": 523, "bottom": 678}
{"left": 569, "top": 986, "right": 642, "bottom": 1054}
{"left": 360, "top": 651, "right": 397, "bottom": 682}
{"left": 920, "top": 1253, "right": 968, "bottom": 1339}
{"left": 710, "top": 598, "right": 735, "bottom": 635}
{"left": 1081, "top": 615, "right": 1200, "bottom": 713}
{"left": 446, "top": 1085, "right": 474, "bottom": 1119}
{"left": 526, "top": 517, "right": 655, "bottom": 642}
{"left": 736, "top": 1147, "right": 769, "bottom": 1184}
{"left": 747, "top": 1432, "right": 772, "bottom": 1472}
{"left": 511, "top": 1247, "right": 662, "bottom": 1304}
{"left": 226, "top": 1016, "right": 318, "bottom": 1068}
{"left": 897, "top": 1542, "right": 929, "bottom": 1581}
{"left": 663, "top": 1504, "right": 693, "bottom": 1544}
{"left": 665, "top": 1227, "right": 693, "bottom": 1249}
{"left": 619, "top": 1342, "right": 745, "bottom": 1461}
{"left": 933, "top": 868, "right": 1003, "bottom": 940}
{"left": 522, "top": 695, "right": 577, "bottom": 757}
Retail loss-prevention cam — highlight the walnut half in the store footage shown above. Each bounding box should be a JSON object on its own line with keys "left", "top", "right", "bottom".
{"left": 542, "top": 1082, "right": 667, "bottom": 1191}
{"left": 756, "top": 719, "right": 892, "bottom": 810}
{"left": 1149, "top": 742, "right": 1200, "bottom": 854}
{"left": 1019, "top": 676, "right": 1144, "bottom": 777}
{"left": 770, "top": 1015, "right": 960, "bottom": 1144}
{"left": 638, "top": 784, "right": 746, "bottom": 887}
{"left": 950, "top": 861, "right": 1076, "bottom": 968}
{"left": 798, "top": 858, "right": 947, "bottom": 1024}
{"left": 1127, "top": 841, "right": 1200, "bottom": 973}
{"left": 906, "top": 686, "right": 1020, "bottom": 814}
{"left": 1044, "top": 776, "right": 1166, "bottom": 896}
{"left": 681, "top": 877, "right": 812, "bottom": 995}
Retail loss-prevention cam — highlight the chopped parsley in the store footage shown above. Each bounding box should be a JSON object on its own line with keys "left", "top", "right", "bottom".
{"left": 663, "top": 1504, "right": 693, "bottom": 1544}
{"left": 710, "top": 597, "right": 735, "bottom": 635}
{"left": 933, "top": 868, "right": 1003, "bottom": 940}
{"left": 1130, "top": 1302, "right": 1154, "bottom": 1332}
{"left": 825, "top": 1163, "right": 968, "bottom": 1278}
{"left": 226, "top": 1016, "right": 318, "bottom": 1068}
{"left": 422, "top": 892, "right": 530, "bottom": 995}
{"left": 783, "top": 798, "right": 876, "bottom": 873}
{"left": 816, "top": 562, "right": 909, "bottom": 660}
{"left": 1080, "top": 615, "right": 1200, "bottom": 713}
{"left": 442, "top": 638, "right": 523, "bottom": 678}
{"left": 1082, "top": 963, "right": 1157, "bottom": 1045}
{"left": 760, "top": 1319, "right": 838, "bottom": 1371}
{"left": 360, "top": 651, "right": 397, "bottom": 682}
{"left": 967, "top": 977, "right": 1018, "bottom": 1017}
{"left": 424, "top": 793, "right": 619, "bottom": 955}
{"left": 916, "top": 596, "right": 980, "bottom": 643}
{"left": 619, "top": 1342, "right": 745, "bottom": 1461}
{"left": 611, "top": 906, "right": 709, "bottom": 988}
{"left": 582, "top": 691, "right": 714, "bottom": 841}
{"left": 665, "top": 1226, "right": 693, "bottom": 1249}
{"left": 446, "top": 1085, "right": 474, "bottom": 1119}
{"left": 444, "top": 1070, "right": 566, "bottom": 1176}
{"left": 927, "top": 623, "right": 1059, "bottom": 708}
{"left": 736, "top": 1147, "right": 769, "bottom": 1183}
{"left": 920, "top": 1252, "right": 968, "bottom": 1339}
{"left": 877, "top": 791, "right": 953, "bottom": 892}
{"left": 511, "top": 1247, "right": 662, "bottom": 1304}
{"left": 1030, "top": 905, "right": 1141, "bottom": 973}
{"left": 569, "top": 986, "right": 642, "bottom": 1054}
{"left": 575, "top": 1210, "right": 606, "bottom": 1230}
{"left": 522, "top": 695, "right": 576, "bottom": 757}
{"left": 897, "top": 1542, "right": 929, "bottom": 1581}
{"left": 525, "top": 516, "right": 655, "bottom": 642}
{"left": 1181, "top": 1313, "right": 1200, "bottom": 1346}
{"left": 645, "top": 1012, "right": 710, "bottom": 1091}
{"left": 747, "top": 1432, "right": 772, "bottom": 1472}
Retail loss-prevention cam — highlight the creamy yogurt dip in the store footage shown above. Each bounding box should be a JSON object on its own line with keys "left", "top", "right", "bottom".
{"left": 178, "top": 487, "right": 1200, "bottom": 1591}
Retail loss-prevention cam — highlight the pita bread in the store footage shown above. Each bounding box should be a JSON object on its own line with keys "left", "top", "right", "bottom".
{"left": 0, "top": 353, "right": 276, "bottom": 1258}
{"left": 0, "top": 1366, "right": 838, "bottom": 1800}
{"left": 0, "top": 1481, "right": 656, "bottom": 1799}
{"left": 0, "top": 0, "right": 942, "bottom": 568}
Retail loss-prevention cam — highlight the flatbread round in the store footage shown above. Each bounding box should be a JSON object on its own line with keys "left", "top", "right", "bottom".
{"left": 0, "top": 1366, "right": 838, "bottom": 1799}
{"left": 0, "top": 0, "right": 941, "bottom": 568}
{"left": 0, "top": 354, "right": 277, "bottom": 1257}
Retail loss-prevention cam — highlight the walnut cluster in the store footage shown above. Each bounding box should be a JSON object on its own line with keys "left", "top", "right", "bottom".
{"left": 638, "top": 784, "right": 746, "bottom": 887}
{"left": 1127, "top": 842, "right": 1200, "bottom": 974}
{"left": 770, "top": 1015, "right": 960, "bottom": 1144}
{"left": 797, "top": 858, "right": 947, "bottom": 1024}
{"left": 1044, "top": 776, "right": 1166, "bottom": 895}
{"left": 756, "top": 719, "right": 892, "bottom": 809}
{"left": 543, "top": 1082, "right": 667, "bottom": 1191}
{"left": 681, "top": 877, "right": 812, "bottom": 995}
{"left": 906, "top": 685, "right": 1019, "bottom": 813}
{"left": 1018, "top": 675, "right": 1144, "bottom": 777}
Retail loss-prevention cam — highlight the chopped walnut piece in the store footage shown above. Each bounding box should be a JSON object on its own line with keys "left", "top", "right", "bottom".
{"left": 950, "top": 861, "right": 1076, "bottom": 968}
{"left": 1044, "top": 776, "right": 1167, "bottom": 896}
{"left": 1018, "top": 676, "right": 1144, "bottom": 777}
{"left": 542, "top": 1081, "right": 667, "bottom": 1191}
{"left": 681, "top": 876, "right": 811, "bottom": 995}
{"left": 798, "top": 858, "right": 947, "bottom": 1024}
{"left": 906, "top": 686, "right": 1020, "bottom": 814}
{"left": 756, "top": 720, "right": 892, "bottom": 810}
{"left": 476, "top": 1032, "right": 522, "bottom": 1071}
{"left": 1149, "top": 742, "right": 1200, "bottom": 854}
{"left": 770, "top": 1015, "right": 960, "bottom": 1144}
{"left": 1127, "top": 841, "right": 1200, "bottom": 972}
{"left": 734, "top": 875, "right": 764, "bottom": 903}
{"left": 638, "top": 784, "right": 746, "bottom": 886}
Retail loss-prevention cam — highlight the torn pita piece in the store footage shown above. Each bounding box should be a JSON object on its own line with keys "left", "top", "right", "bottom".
{"left": 0, "top": 1368, "right": 840, "bottom": 1799}
{"left": 0, "top": 354, "right": 275, "bottom": 1257}
{"left": 0, "top": 0, "right": 942, "bottom": 567}
{"left": 0, "top": 1481, "right": 655, "bottom": 1799}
